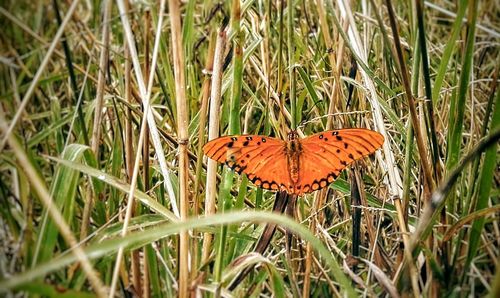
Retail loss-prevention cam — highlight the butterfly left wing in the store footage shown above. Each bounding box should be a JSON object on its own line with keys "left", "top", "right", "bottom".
{"left": 203, "top": 135, "right": 294, "bottom": 193}
{"left": 295, "top": 128, "right": 384, "bottom": 195}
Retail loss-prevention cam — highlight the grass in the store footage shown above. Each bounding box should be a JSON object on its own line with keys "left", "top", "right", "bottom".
{"left": 0, "top": 0, "right": 499, "bottom": 297}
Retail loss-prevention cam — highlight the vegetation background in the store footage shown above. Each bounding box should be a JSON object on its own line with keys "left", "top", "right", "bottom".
{"left": 0, "top": 0, "right": 498, "bottom": 297}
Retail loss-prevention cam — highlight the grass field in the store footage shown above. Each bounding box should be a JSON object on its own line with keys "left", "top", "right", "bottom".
{"left": 0, "top": 0, "right": 499, "bottom": 297}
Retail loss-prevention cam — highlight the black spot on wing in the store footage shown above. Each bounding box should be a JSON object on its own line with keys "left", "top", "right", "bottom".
{"left": 249, "top": 175, "right": 280, "bottom": 192}
{"left": 252, "top": 177, "right": 262, "bottom": 186}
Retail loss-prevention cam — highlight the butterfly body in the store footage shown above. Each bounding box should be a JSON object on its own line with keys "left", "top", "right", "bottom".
{"left": 203, "top": 128, "right": 384, "bottom": 195}
{"left": 286, "top": 131, "right": 301, "bottom": 184}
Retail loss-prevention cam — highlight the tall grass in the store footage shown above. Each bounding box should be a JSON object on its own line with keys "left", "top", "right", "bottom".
{"left": 0, "top": 1, "right": 498, "bottom": 297}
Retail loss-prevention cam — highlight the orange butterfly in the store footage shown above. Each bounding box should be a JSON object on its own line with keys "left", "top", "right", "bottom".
{"left": 203, "top": 129, "right": 384, "bottom": 195}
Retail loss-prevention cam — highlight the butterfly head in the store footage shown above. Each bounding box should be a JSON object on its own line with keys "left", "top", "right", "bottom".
{"left": 287, "top": 130, "right": 299, "bottom": 141}
{"left": 286, "top": 130, "right": 302, "bottom": 156}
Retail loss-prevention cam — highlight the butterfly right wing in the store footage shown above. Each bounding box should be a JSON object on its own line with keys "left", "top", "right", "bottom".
{"left": 295, "top": 128, "right": 384, "bottom": 195}
{"left": 203, "top": 135, "right": 294, "bottom": 193}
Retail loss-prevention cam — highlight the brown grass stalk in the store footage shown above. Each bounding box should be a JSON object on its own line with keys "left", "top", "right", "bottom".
{"left": 202, "top": 28, "right": 227, "bottom": 264}
{"left": 192, "top": 31, "right": 216, "bottom": 283}
{"left": 168, "top": 0, "right": 190, "bottom": 296}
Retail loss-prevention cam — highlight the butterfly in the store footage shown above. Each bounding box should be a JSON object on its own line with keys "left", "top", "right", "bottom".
{"left": 203, "top": 129, "right": 384, "bottom": 195}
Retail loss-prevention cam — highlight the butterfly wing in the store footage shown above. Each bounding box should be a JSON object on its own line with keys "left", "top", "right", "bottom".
{"left": 295, "top": 128, "right": 384, "bottom": 195}
{"left": 203, "top": 135, "right": 294, "bottom": 193}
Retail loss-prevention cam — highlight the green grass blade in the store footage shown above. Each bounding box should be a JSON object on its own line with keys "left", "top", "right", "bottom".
{"left": 1, "top": 211, "right": 356, "bottom": 297}
{"left": 32, "top": 144, "right": 94, "bottom": 267}
{"left": 464, "top": 84, "right": 500, "bottom": 279}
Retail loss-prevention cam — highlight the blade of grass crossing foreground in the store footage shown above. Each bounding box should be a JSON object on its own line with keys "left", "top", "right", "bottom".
{"left": 1, "top": 211, "right": 356, "bottom": 296}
